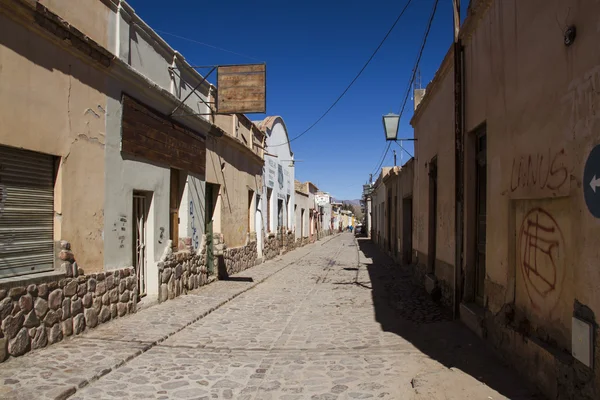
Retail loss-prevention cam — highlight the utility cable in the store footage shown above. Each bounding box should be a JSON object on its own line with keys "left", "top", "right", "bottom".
{"left": 369, "top": 0, "right": 439, "bottom": 177}
{"left": 154, "top": 29, "right": 262, "bottom": 62}
{"left": 269, "top": 0, "right": 415, "bottom": 148}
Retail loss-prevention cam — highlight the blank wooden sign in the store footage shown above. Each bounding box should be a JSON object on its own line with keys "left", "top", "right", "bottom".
{"left": 217, "top": 64, "right": 266, "bottom": 114}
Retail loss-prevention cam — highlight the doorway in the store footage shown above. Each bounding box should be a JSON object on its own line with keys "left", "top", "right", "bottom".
{"left": 403, "top": 197, "right": 413, "bottom": 265}
{"left": 133, "top": 192, "right": 151, "bottom": 299}
{"left": 277, "top": 199, "right": 284, "bottom": 230}
{"left": 474, "top": 131, "right": 487, "bottom": 305}
{"left": 300, "top": 208, "right": 305, "bottom": 238}
{"left": 387, "top": 189, "right": 392, "bottom": 252}
{"left": 255, "top": 195, "right": 263, "bottom": 257}
{"left": 205, "top": 183, "right": 219, "bottom": 275}
{"left": 428, "top": 157, "right": 438, "bottom": 274}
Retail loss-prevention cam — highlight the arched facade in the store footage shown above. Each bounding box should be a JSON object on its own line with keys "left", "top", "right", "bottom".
{"left": 255, "top": 116, "right": 295, "bottom": 255}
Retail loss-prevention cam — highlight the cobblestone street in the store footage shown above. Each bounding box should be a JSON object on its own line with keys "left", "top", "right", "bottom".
{"left": 1, "top": 234, "right": 542, "bottom": 400}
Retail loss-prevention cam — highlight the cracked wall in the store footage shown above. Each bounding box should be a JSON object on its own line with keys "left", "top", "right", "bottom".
{"left": 0, "top": 11, "right": 107, "bottom": 272}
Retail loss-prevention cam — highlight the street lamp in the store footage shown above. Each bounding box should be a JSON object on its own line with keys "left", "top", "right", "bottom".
{"left": 382, "top": 113, "right": 400, "bottom": 141}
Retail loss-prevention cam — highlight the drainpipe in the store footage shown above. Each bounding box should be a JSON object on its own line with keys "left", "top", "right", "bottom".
{"left": 452, "top": 0, "right": 465, "bottom": 320}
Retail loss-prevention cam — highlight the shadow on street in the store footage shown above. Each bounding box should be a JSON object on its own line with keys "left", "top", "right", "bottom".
{"left": 356, "top": 238, "right": 545, "bottom": 400}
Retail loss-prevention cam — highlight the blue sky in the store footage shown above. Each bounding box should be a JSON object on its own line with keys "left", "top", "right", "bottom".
{"left": 128, "top": 0, "right": 466, "bottom": 200}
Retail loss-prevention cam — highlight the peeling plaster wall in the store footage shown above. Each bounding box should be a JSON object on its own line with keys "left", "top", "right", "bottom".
{"left": 0, "top": 11, "right": 107, "bottom": 271}
{"left": 205, "top": 133, "right": 262, "bottom": 249}
{"left": 463, "top": 0, "right": 600, "bottom": 351}
{"left": 412, "top": 65, "right": 455, "bottom": 283}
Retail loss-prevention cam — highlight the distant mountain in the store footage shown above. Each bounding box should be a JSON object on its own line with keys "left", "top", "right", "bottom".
{"left": 336, "top": 199, "right": 361, "bottom": 206}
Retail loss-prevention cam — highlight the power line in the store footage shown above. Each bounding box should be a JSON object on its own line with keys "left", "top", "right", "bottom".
{"left": 154, "top": 29, "right": 261, "bottom": 62}
{"left": 397, "top": 0, "right": 439, "bottom": 117}
{"left": 269, "top": 0, "right": 415, "bottom": 148}
{"left": 370, "top": 142, "right": 392, "bottom": 177}
{"left": 369, "top": 0, "right": 439, "bottom": 177}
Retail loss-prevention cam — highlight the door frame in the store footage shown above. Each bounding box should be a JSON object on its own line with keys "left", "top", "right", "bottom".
{"left": 428, "top": 156, "right": 438, "bottom": 274}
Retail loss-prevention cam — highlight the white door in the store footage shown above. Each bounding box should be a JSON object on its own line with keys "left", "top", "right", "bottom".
{"left": 255, "top": 195, "right": 263, "bottom": 257}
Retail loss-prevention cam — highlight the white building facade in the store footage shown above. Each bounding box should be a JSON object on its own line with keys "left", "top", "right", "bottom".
{"left": 255, "top": 117, "right": 295, "bottom": 253}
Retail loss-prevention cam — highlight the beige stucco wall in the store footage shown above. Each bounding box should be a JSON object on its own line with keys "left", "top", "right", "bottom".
{"left": 0, "top": 11, "right": 107, "bottom": 272}
{"left": 413, "top": 61, "right": 455, "bottom": 282}
{"left": 39, "top": 0, "right": 112, "bottom": 49}
{"left": 207, "top": 115, "right": 263, "bottom": 248}
{"left": 294, "top": 191, "right": 309, "bottom": 239}
{"left": 462, "top": 0, "right": 600, "bottom": 351}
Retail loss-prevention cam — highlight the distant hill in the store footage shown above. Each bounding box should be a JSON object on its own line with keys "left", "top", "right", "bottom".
{"left": 334, "top": 199, "right": 361, "bottom": 206}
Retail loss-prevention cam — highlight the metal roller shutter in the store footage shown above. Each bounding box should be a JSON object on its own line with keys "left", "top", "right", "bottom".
{"left": 0, "top": 145, "right": 55, "bottom": 278}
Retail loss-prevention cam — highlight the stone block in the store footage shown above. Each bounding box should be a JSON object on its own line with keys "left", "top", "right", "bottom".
{"left": 92, "top": 297, "right": 102, "bottom": 313}
{"left": 127, "top": 302, "right": 135, "bottom": 314}
{"left": 109, "top": 288, "right": 119, "bottom": 304}
{"left": 102, "top": 292, "right": 110, "bottom": 306}
{"left": 18, "top": 294, "right": 33, "bottom": 313}
{"left": 110, "top": 304, "right": 117, "bottom": 319}
{"left": 26, "top": 285, "right": 37, "bottom": 297}
{"left": 31, "top": 326, "right": 47, "bottom": 349}
{"left": 47, "top": 323, "right": 62, "bottom": 344}
{"left": 2, "top": 311, "right": 24, "bottom": 339}
{"left": 99, "top": 306, "right": 111, "bottom": 323}
{"left": 37, "top": 283, "right": 49, "bottom": 299}
{"left": 96, "top": 281, "right": 107, "bottom": 296}
{"left": 64, "top": 280, "right": 78, "bottom": 297}
{"left": 0, "top": 290, "right": 5, "bottom": 301}
{"left": 120, "top": 290, "right": 129, "bottom": 303}
{"left": 61, "top": 298, "right": 71, "bottom": 320}
{"left": 84, "top": 308, "right": 98, "bottom": 328}
{"left": 8, "top": 286, "right": 26, "bottom": 300}
{"left": 117, "top": 302, "right": 127, "bottom": 317}
{"left": 8, "top": 328, "right": 30, "bottom": 356}
{"left": 73, "top": 314, "right": 85, "bottom": 335}
{"left": 62, "top": 317, "right": 73, "bottom": 337}
{"left": 87, "top": 278, "right": 97, "bottom": 292}
{"left": 34, "top": 298, "right": 49, "bottom": 319}
{"left": 159, "top": 284, "right": 168, "bottom": 302}
{"left": 161, "top": 268, "right": 172, "bottom": 284}
{"left": 105, "top": 275, "right": 114, "bottom": 290}
{"left": 83, "top": 293, "right": 93, "bottom": 308}
{"left": 0, "top": 298, "right": 13, "bottom": 321}
{"left": 119, "top": 279, "right": 127, "bottom": 294}
{"left": 23, "top": 311, "right": 40, "bottom": 329}
{"left": 127, "top": 276, "right": 135, "bottom": 291}
{"left": 71, "top": 298, "right": 83, "bottom": 315}
{"left": 96, "top": 272, "right": 105, "bottom": 281}
{"left": 77, "top": 284, "right": 87, "bottom": 297}
{"left": 43, "top": 309, "right": 59, "bottom": 327}
{"left": 48, "top": 289, "right": 63, "bottom": 310}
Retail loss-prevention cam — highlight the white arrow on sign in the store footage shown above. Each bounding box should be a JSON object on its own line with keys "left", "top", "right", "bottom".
{"left": 591, "top": 175, "right": 600, "bottom": 193}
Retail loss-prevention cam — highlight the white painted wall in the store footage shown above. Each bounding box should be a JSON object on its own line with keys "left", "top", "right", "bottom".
{"left": 260, "top": 118, "right": 295, "bottom": 248}
{"left": 103, "top": 2, "right": 209, "bottom": 297}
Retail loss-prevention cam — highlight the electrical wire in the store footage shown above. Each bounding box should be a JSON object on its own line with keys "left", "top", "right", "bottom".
{"left": 369, "top": 0, "right": 440, "bottom": 177}
{"left": 269, "top": 0, "right": 415, "bottom": 148}
{"left": 154, "top": 29, "right": 262, "bottom": 62}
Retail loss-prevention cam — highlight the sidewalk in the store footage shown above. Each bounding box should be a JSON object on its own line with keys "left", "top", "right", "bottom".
{"left": 0, "top": 240, "right": 322, "bottom": 400}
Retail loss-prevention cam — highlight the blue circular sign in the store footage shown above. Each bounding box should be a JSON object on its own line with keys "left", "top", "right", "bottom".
{"left": 584, "top": 144, "right": 600, "bottom": 218}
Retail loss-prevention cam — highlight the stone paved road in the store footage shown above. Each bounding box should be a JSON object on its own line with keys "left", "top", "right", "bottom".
{"left": 1, "top": 234, "right": 543, "bottom": 400}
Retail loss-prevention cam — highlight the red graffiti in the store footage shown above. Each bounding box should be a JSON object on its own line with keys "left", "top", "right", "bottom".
{"left": 518, "top": 208, "right": 565, "bottom": 311}
{"left": 510, "top": 149, "right": 568, "bottom": 193}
